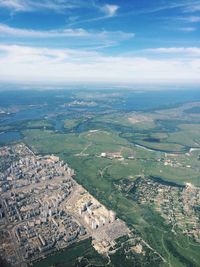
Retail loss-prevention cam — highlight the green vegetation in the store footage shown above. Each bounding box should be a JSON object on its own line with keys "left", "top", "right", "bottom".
{"left": 25, "top": 120, "right": 53, "bottom": 129}
{"left": 2, "top": 96, "right": 200, "bottom": 267}
{"left": 32, "top": 238, "right": 108, "bottom": 267}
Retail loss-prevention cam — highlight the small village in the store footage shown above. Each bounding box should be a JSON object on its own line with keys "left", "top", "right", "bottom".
{"left": 132, "top": 176, "right": 200, "bottom": 243}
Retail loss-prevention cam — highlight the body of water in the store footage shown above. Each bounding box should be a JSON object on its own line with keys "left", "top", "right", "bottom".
{"left": 0, "top": 131, "right": 22, "bottom": 144}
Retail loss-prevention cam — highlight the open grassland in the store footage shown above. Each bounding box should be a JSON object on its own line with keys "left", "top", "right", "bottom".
{"left": 0, "top": 119, "right": 53, "bottom": 133}
{"left": 86, "top": 115, "right": 200, "bottom": 154}
{"left": 64, "top": 118, "right": 84, "bottom": 130}
{"left": 23, "top": 127, "right": 200, "bottom": 187}
{"left": 25, "top": 119, "right": 53, "bottom": 129}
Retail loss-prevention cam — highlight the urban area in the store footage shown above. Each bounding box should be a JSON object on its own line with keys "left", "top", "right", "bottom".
{"left": 0, "top": 144, "right": 130, "bottom": 266}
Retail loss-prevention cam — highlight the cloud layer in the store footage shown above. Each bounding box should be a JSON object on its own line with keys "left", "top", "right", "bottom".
{"left": 0, "top": 44, "right": 199, "bottom": 84}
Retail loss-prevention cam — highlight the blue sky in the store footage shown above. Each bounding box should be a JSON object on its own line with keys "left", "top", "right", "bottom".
{"left": 0, "top": 0, "right": 200, "bottom": 84}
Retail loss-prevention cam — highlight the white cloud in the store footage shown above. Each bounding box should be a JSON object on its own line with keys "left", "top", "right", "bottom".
{"left": 101, "top": 4, "right": 119, "bottom": 17}
{"left": 178, "top": 27, "right": 196, "bottom": 32}
{"left": 0, "top": 24, "right": 89, "bottom": 37}
{"left": 183, "top": 3, "right": 200, "bottom": 12}
{"left": 147, "top": 47, "right": 200, "bottom": 56}
{"left": 0, "top": 0, "right": 28, "bottom": 11}
{"left": 68, "top": 3, "right": 120, "bottom": 25}
{"left": 186, "top": 16, "right": 200, "bottom": 22}
{"left": 0, "top": 0, "right": 119, "bottom": 16}
{"left": 0, "top": 0, "right": 88, "bottom": 13}
{"left": 0, "top": 44, "right": 199, "bottom": 84}
{"left": 0, "top": 24, "right": 134, "bottom": 49}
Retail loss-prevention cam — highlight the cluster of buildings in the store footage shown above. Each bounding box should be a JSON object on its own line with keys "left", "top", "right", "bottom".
{"left": 65, "top": 100, "right": 96, "bottom": 107}
{"left": 0, "top": 146, "right": 17, "bottom": 175}
{"left": 77, "top": 191, "right": 116, "bottom": 230}
{"left": 0, "top": 144, "right": 74, "bottom": 192}
{"left": 0, "top": 146, "right": 10, "bottom": 156}
{"left": 65, "top": 186, "right": 131, "bottom": 254}
{"left": 15, "top": 211, "right": 86, "bottom": 261}
{"left": 132, "top": 177, "right": 200, "bottom": 242}
{"left": 0, "top": 144, "right": 87, "bottom": 266}
{"left": 0, "top": 143, "right": 131, "bottom": 266}
{"left": 2, "top": 178, "right": 73, "bottom": 223}
{"left": 158, "top": 153, "right": 191, "bottom": 168}
{"left": 100, "top": 151, "right": 123, "bottom": 160}
{"left": 0, "top": 229, "right": 17, "bottom": 266}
